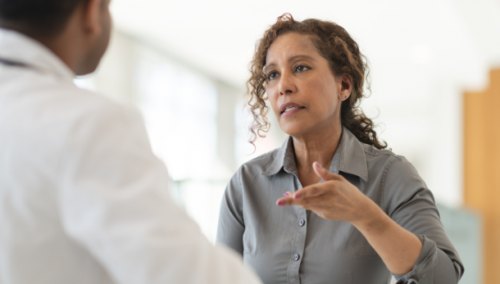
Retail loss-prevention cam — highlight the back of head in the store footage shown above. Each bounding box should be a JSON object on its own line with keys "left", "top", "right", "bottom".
{"left": 0, "top": 0, "right": 89, "bottom": 39}
{"left": 0, "top": 0, "right": 112, "bottom": 75}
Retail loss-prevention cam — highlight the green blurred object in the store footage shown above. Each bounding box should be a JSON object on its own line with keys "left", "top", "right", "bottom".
{"left": 437, "top": 204, "right": 482, "bottom": 284}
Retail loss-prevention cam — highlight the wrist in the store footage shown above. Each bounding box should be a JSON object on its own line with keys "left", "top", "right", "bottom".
{"left": 352, "top": 201, "right": 391, "bottom": 235}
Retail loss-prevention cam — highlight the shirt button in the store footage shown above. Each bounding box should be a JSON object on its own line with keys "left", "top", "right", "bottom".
{"left": 299, "top": 219, "right": 305, "bottom": 227}
{"left": 293, "top": 254, "right": 300, "bottom": 261}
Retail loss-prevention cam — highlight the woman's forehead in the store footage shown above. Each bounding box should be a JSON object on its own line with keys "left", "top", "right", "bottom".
{"left": 270, "top": 33, "right": 315, "bottom": 53}
{"left": 266, "top": 33, "right": 320, "bottom": 64}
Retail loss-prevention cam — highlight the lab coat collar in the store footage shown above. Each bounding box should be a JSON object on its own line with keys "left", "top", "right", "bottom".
{"left": 263, "top": 127, "right": 369, "bottom": 181}
{"left": 0, "top": 28, "right": 75, "bottom": 81}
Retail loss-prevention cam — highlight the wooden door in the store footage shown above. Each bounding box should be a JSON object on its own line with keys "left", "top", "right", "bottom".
{"left": 464, "top": 69, "right": 500, "bottom": 284}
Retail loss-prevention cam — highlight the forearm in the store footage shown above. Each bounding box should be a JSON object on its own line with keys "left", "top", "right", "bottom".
{"left": 279, "top": 161, "right": 462, "bottom": 281}
{"left": 352, "top": 203, "right": 422, "bottom": 275}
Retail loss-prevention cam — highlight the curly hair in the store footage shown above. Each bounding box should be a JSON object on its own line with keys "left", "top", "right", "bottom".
{"left": 247, "top": 13, "right": 387, "bottom": 149}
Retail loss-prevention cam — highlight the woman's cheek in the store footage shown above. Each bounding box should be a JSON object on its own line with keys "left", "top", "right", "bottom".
{"left": 267, "top": 91, "right": 280, "bottom": 117}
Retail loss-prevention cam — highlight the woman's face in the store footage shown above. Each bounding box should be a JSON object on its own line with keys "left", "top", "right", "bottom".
{"left": 265, "top": 32, "right": 351, "bottom": 138}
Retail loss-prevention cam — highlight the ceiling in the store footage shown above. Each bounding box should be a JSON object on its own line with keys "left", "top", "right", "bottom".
{"left": 111, "top": 0, "right": 500, "bottom": 89}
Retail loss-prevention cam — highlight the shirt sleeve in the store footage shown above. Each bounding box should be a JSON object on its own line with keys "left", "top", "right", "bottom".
{"left": 383, "top": 156, "right": 464, "bottom": 284}
{"left": 216, "top": 168, "right": 245, "bottom": 255}
{"left": 58, "top": 102, "right": 262, "bottom": 284}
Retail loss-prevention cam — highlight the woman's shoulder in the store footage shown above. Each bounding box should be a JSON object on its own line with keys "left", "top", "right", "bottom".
{"left": 361, "top": 143, "right": 396, "bottom": 158}
{"left": 361, "top": 143, "right": 427, "bottom": 190}
{"left": 225, "top": 148, "right": 281, "bottom": 193}
{"left": 358, "top": 143, "right": 431, "bottom": 213}
{"left": 359, "top": 143, "right": 424, "bottom": 185}
{"left": 236, "top": 148, "right": 281, "bottom": 176}
{"left": 361, "top": 143, "right": 410, "bottom": 168}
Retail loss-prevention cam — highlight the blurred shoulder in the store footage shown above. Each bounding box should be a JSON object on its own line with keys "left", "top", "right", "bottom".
{"left": 35, "top": 84, "right": 147, "bottom": 152}
{"left": 51, "top": 84, "right": 143, "bottom": 131}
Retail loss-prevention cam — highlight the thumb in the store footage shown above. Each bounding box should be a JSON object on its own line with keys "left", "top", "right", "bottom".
{"left": 312, "top": 162, "right": 341, "bottom": 181}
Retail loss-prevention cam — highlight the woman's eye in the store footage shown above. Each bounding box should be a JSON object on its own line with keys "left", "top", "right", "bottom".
{"left": 295, "top": 65, "right": 310, "bottom": 72}
{"left": 267, "top": 72, "right": 278, "bottom": 80}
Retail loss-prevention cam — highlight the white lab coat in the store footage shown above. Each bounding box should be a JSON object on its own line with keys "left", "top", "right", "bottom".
{"left": 0, "top": 28, "right": 261, "bottom": 284}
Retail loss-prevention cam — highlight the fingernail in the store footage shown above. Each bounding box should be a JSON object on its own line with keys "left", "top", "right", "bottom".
{"left": 277, "top": 200, "right": 286, "bottom": 206}
{"left": 294, "top": 193, "right": 302, "bottom": 199}
{"left": 283, "top": 192, "right": 290, "bottom": 197}
{"left": 315, "top": 162, "right": 322, "bottom": 169}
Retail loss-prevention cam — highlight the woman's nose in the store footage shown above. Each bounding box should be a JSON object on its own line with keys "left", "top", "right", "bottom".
{"left": 278, "top": 71, "right": 296, "bottom": 96}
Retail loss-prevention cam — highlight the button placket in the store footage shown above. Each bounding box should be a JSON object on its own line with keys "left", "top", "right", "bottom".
{"left": 293, "top": 253, "right": 300, "bottom": 261}
{"left": 285, "top": 171, "right": 308, "bottom": 284}
{"left": 290, "top": 206, "right": 307, "bottom": 284}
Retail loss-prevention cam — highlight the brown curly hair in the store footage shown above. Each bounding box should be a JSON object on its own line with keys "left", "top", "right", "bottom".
{"left": 247, "top": 14, "right": 387, "bottom": 149}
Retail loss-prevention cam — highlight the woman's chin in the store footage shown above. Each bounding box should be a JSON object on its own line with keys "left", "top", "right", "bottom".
{"left": 280, "top": 124, "right": 311, "bottom": 138}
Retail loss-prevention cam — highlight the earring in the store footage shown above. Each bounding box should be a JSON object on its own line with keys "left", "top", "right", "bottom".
{"left": 341, "top": 95, "right": 346, "bottom": 100}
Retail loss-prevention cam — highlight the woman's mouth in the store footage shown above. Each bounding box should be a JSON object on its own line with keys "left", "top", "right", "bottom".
{"left": 280, "top": 102, "right": 305, "bottom": 116}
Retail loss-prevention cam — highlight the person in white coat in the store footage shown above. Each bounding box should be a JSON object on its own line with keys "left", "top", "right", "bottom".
{"left": 0, "top": 0, "right": 262, "bottom": 284}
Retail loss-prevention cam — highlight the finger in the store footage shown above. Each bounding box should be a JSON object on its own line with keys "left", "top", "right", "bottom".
{"left": 277, "top": 195, "right": 331, "bottom": 210}
{"left": 293, "top": 183, "right": 327, "bottom": 199}
{"left": 312, "top": 162, "right": 343, "bottom": 181}
{"left": 276, "top": 196, "right": 297, "bottom": 206}
{"left": 278, "top": 184, "right": 329, "bottom": 207}
{"left": 276, "top": 196, "right": 318, "bottom": 208}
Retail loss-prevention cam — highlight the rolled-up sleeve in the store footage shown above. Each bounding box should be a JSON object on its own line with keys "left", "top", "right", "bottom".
{"left": 383, "top": 156, "right": 464, "bottom": 284}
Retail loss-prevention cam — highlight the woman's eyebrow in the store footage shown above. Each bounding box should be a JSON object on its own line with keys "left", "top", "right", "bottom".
{"left": 263, "top": 63, "right": 276, "bottom": 73}
{"left": 288, "top": 55, "right": 316, "bottom": 62}
{"left": 264, "top": 55, "right": 316, "bottom": 72}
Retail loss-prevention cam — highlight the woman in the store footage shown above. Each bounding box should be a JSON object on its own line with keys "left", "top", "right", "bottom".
{"left": 217, "top": 14, "right": 463, "bottom": 284}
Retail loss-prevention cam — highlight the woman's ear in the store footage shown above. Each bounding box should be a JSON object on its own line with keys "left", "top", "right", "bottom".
{"left": 338, "top": 74, "right": 352, "bottom": 101}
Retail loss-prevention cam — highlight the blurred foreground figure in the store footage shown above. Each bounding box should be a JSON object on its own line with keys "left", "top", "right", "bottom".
{"left": 0, "top": 0, "right": 262, "bottom": 283}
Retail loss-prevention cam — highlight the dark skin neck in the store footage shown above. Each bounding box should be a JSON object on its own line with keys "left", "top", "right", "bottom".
{"left": 1, "top": 19, "right": 86, "bottom": 74}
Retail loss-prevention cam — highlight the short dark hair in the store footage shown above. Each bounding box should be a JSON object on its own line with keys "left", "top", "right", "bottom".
{"left": 0, "top": 0, "right": 89, "bottom": 37}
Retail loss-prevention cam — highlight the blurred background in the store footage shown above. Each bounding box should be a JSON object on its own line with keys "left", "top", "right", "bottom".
{"left": 75, "top": 0, "right": 500, "bottom": 283}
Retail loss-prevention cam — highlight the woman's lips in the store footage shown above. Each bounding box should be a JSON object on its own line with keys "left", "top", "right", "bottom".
{"left": 281, "top": 107, "right": 304, "bottom": 117}
{"left": 280, "top": 102, "right": 305, "bottom": 116}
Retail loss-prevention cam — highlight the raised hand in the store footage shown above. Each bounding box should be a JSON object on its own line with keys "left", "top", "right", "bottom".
{"left": 276, "top": 162, "right": 375, "bottom": 226}
{"left": 276, "top": 162, "right": 424, "bottom": 276}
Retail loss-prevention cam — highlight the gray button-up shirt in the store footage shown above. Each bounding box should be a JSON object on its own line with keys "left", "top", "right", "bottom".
{"left": 217, "top": 128, "right": 464, "bottom": 284}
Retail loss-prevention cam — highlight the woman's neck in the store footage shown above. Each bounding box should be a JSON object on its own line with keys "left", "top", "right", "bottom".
{"left": 292, "top": 123, "right": 342, "bottom": 186}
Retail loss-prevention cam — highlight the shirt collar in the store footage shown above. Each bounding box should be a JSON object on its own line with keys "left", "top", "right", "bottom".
{"left": 338, "top": 127, "right": 369, "bottom": 181}
{"left": 0, "top": 28, "right": 75, "bottom": 81}
{"left": 262, "top": 136, "right": 292, "bottom": 176}
{"left": 262, "top": 127, "right": 369, "bottom": 181}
